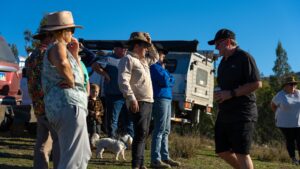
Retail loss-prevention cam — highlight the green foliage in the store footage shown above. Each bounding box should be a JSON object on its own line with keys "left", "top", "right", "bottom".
{"left": 23, "top": 29, "right": 34, "bottom": 54}
{"left": 8, "top": 43, "right": 19, "bottom": 63}
{"left": 254, "top": 79, "right": 283, "bottom": 144}
{"left": 272, "top": 41, "right": 291, "bottom": 79}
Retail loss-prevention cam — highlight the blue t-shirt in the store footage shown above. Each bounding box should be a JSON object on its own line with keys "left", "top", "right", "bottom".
{"left": 272, "top": 89, "right": 300, "bottom": 127}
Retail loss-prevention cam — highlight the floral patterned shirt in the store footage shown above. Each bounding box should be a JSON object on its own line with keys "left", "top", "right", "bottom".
{"left": 25, "top": 48, "right": 45, "bottom": 117}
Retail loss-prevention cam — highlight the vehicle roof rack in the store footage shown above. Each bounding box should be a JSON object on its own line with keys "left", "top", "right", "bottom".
{"left": 79, "top": 38, "right": 199, "bottom": 53}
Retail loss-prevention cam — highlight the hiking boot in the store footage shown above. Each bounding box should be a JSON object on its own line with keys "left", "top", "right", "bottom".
{"left": 162, "top": 158, "right": 181, "bottom": 167}
{"left": 150, "top": 160, "right": 171, "bottom": 168}
{"left": 292, "top": 158, "right": 299, "bottom": 165}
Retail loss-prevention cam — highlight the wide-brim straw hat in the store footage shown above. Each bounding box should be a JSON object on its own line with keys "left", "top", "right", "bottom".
{"left": 32, "top": 27, "right": 48, "bottom": 40}
{"left": 127, "top": 32, "right": 151, "bottom": 47}
{"left": 41, "top": 11, "right": 83, "bottom": 31}
{"left": 283, "top": 76, "right": 299, "bottom": 86}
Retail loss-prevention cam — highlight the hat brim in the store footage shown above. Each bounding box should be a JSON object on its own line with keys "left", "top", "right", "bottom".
{"left": 41, "top": 25, "right": 83, "bottom": 31}
{"left": 208, "top": 39, "right": 215, "bottom": 45}
{"left": 158, "top": 49, "right": 168, "bottom": 55}
{"left": 32, "top": 33, "right": 47, "bottom": 40}
{"left": 127, "top": 40, "right": 151, "bottom": 47}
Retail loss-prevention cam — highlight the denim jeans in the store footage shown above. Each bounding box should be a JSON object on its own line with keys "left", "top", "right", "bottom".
{"left": 151, "top": 98, "right": 171, "bottom": 162}
{"left": 131, "top": 101, "right": 152, "bottom": 168}
{"left": 106, "top": 95, "right": 134, "bottom": 138}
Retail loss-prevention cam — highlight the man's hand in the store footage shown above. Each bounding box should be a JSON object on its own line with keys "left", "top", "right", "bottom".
{"left": 214, "top": 90, "right": 232, "bottom": 103}
{"left": 144, "top": 33, "right": 151, "bottom": 44}
{"left": 91, "top": 62, "right": 111, "bottom": 82}
{"left": 130, "top": 100, "right": 139, "bottom": 113}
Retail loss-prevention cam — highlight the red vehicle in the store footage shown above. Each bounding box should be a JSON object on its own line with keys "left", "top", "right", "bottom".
{"left": 0, "top": 36, "right": 21, "bottom": 105}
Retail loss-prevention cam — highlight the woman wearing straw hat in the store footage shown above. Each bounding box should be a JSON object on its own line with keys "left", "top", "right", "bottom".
{"left": 41, "top": 11, "right": 91, "bottom": 169}
{"left": 271, "top": 75, "right": 300, "bottom": 165}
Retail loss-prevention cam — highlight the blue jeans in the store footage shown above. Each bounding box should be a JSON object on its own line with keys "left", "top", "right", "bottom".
{"left": 106, "top": 95, "right": 134, "bottom": 138}
{"left": 151, "top": 98, "right": 171, "bottom": 162}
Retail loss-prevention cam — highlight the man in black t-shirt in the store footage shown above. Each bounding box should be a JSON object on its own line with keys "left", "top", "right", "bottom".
{"left": 208, "top": 29, "right": 262, "bottom": 169}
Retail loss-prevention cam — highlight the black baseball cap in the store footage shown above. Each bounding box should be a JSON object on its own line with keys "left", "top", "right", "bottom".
{"left": 114, "top": 41, "right": 128, "bottom": 48}
{"left": 208, "top": 29, "right": 235, "bottom": 45}
{"left": 154, "top": 43, "right": 168, "bottom": 55}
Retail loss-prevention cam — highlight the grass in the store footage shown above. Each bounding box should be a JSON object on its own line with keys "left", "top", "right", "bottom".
{"left": 0, "top": 132, "right": 299, "bottom": 169}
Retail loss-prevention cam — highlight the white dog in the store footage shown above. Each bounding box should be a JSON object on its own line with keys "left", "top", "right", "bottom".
{"left": 119, "top": 134, "right": 133, "bottom": 149}
{"left": 91, "top": 134, "right": 127, "bottom": 161}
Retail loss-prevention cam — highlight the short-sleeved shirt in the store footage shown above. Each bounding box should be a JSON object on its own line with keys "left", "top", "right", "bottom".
{"left": 25, "top": 48, "right": 45, "bottom": 116}
{"left": 80, "top": 61, "right": 89, "bottom": 89}
{"left": 42, "top": 44, "right": 88, "bottom": 120}
{"left": 272, "top": 89, "right": 300, "bottom": 128}
{"left": 217, "top": 47, "right": 260, "bottom": 123}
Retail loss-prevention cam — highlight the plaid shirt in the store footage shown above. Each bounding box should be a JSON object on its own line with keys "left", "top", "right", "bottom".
{"left": 25, "top": 48, "right": 45, "bottom": 117}
{"left": 87, "top": 97, "right": 104, "bottom": 124}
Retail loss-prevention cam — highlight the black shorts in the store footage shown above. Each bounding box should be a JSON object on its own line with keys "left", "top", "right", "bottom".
{"left": 215, "top": 121, "right": 254, "bottom": 154}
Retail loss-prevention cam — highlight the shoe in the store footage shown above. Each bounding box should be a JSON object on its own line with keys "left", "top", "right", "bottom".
{"left": 162, "top": 158, "right": 181, "bottom": 167}
{"left": 140, "top": 166, "right": 148, "bottom": 169}
{"left": 150, "top": 160, "right": 171, "bottom": 168}
{"left": 292, "top": 158, "right": 299, "bottom": 165}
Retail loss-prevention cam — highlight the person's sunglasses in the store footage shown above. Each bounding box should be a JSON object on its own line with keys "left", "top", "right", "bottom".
{"left": 66, "top": 28, "right": 75, "bottom": 34}
{"left": 288, "top": 83, "right": 297, "bottom": 87}
{"left": 215, "top": 39, "right": 226, "bottom": 47}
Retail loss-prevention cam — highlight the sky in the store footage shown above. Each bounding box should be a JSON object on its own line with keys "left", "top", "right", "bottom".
{"left": 1, "top": 0, "right": 299, "bottom": 76}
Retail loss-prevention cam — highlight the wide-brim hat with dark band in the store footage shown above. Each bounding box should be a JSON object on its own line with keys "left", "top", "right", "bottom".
{"left": 32, "top": 28, "right": 47, "bottom": 40}
{"left": 283, "top": 76, "right": 299, "bottom": 86}
{"left": 208, "top": 28, "right": 235, "bottom": 45}
{"left": 41, "top": 11, "right": 83, "bottom": 31}
{"left": 32, "top": 17, "right": 48, "bottom": 40}
{"left": 127, "top": 32, "right": 151, "bottom": 47}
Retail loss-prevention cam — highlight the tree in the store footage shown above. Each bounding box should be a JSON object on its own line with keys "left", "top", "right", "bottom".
{"left": 272, "top": 41, "right": 291, "bottom": 78}
{"left": 271, "top": 41, "right": 291, "bottom": 90}
{"left": 23, "top": 29, "right": 34, "bottom": 55}
{"left": 8, "top": 43, "right": 19, "bottom": 63}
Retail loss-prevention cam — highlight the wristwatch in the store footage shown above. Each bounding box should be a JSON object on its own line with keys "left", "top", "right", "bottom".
{"left": 230, "top": 89, "right": 237, "bottom": 98}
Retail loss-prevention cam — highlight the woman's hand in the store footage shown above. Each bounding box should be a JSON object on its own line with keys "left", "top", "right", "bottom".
{"left": 67, "top": 37, "right": 80, "bottom": 60}
{"left": 58, "top": 79, "right": 75, "bottom": 88}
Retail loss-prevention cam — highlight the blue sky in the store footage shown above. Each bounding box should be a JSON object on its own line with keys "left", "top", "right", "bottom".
{"left": 1, "top": 0, "right": 299, "bottom": 76}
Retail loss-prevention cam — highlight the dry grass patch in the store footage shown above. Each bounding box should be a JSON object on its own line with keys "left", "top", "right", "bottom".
{"left": 168, "top": 133, "right": 213, "bottom": 159}
{"left": 252, "top": 142, "right": 290, "bottom": 163}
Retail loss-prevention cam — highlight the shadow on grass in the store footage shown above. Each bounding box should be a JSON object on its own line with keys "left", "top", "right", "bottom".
{"left": 0, "top": 164, "right": 32, "bottom": 169}
{"left": 0, "top": 137, "right": 35, "bottom": 150}
{"left": 0, "top": 152, "right": 33, "bottom": 160}
{"left": 89, "top": 158, "right": 131, "bottom": 167}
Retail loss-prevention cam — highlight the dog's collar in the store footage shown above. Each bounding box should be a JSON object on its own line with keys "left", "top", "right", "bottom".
{"left": 118, "top": 139, "right": 128, "bottom": 148}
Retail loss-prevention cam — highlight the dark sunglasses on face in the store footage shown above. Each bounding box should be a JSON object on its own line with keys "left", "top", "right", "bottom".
{"left": 215, "top": 39, "right": 226, "bottom": 47}
{"left": 139, "top": 42, "right": 150, "bottom": 48}
{"left": 287, "top": 83, "right": 297, "bottom": 87}
{"left": 66, "top": 28, "right": 75, "bottom": 34}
